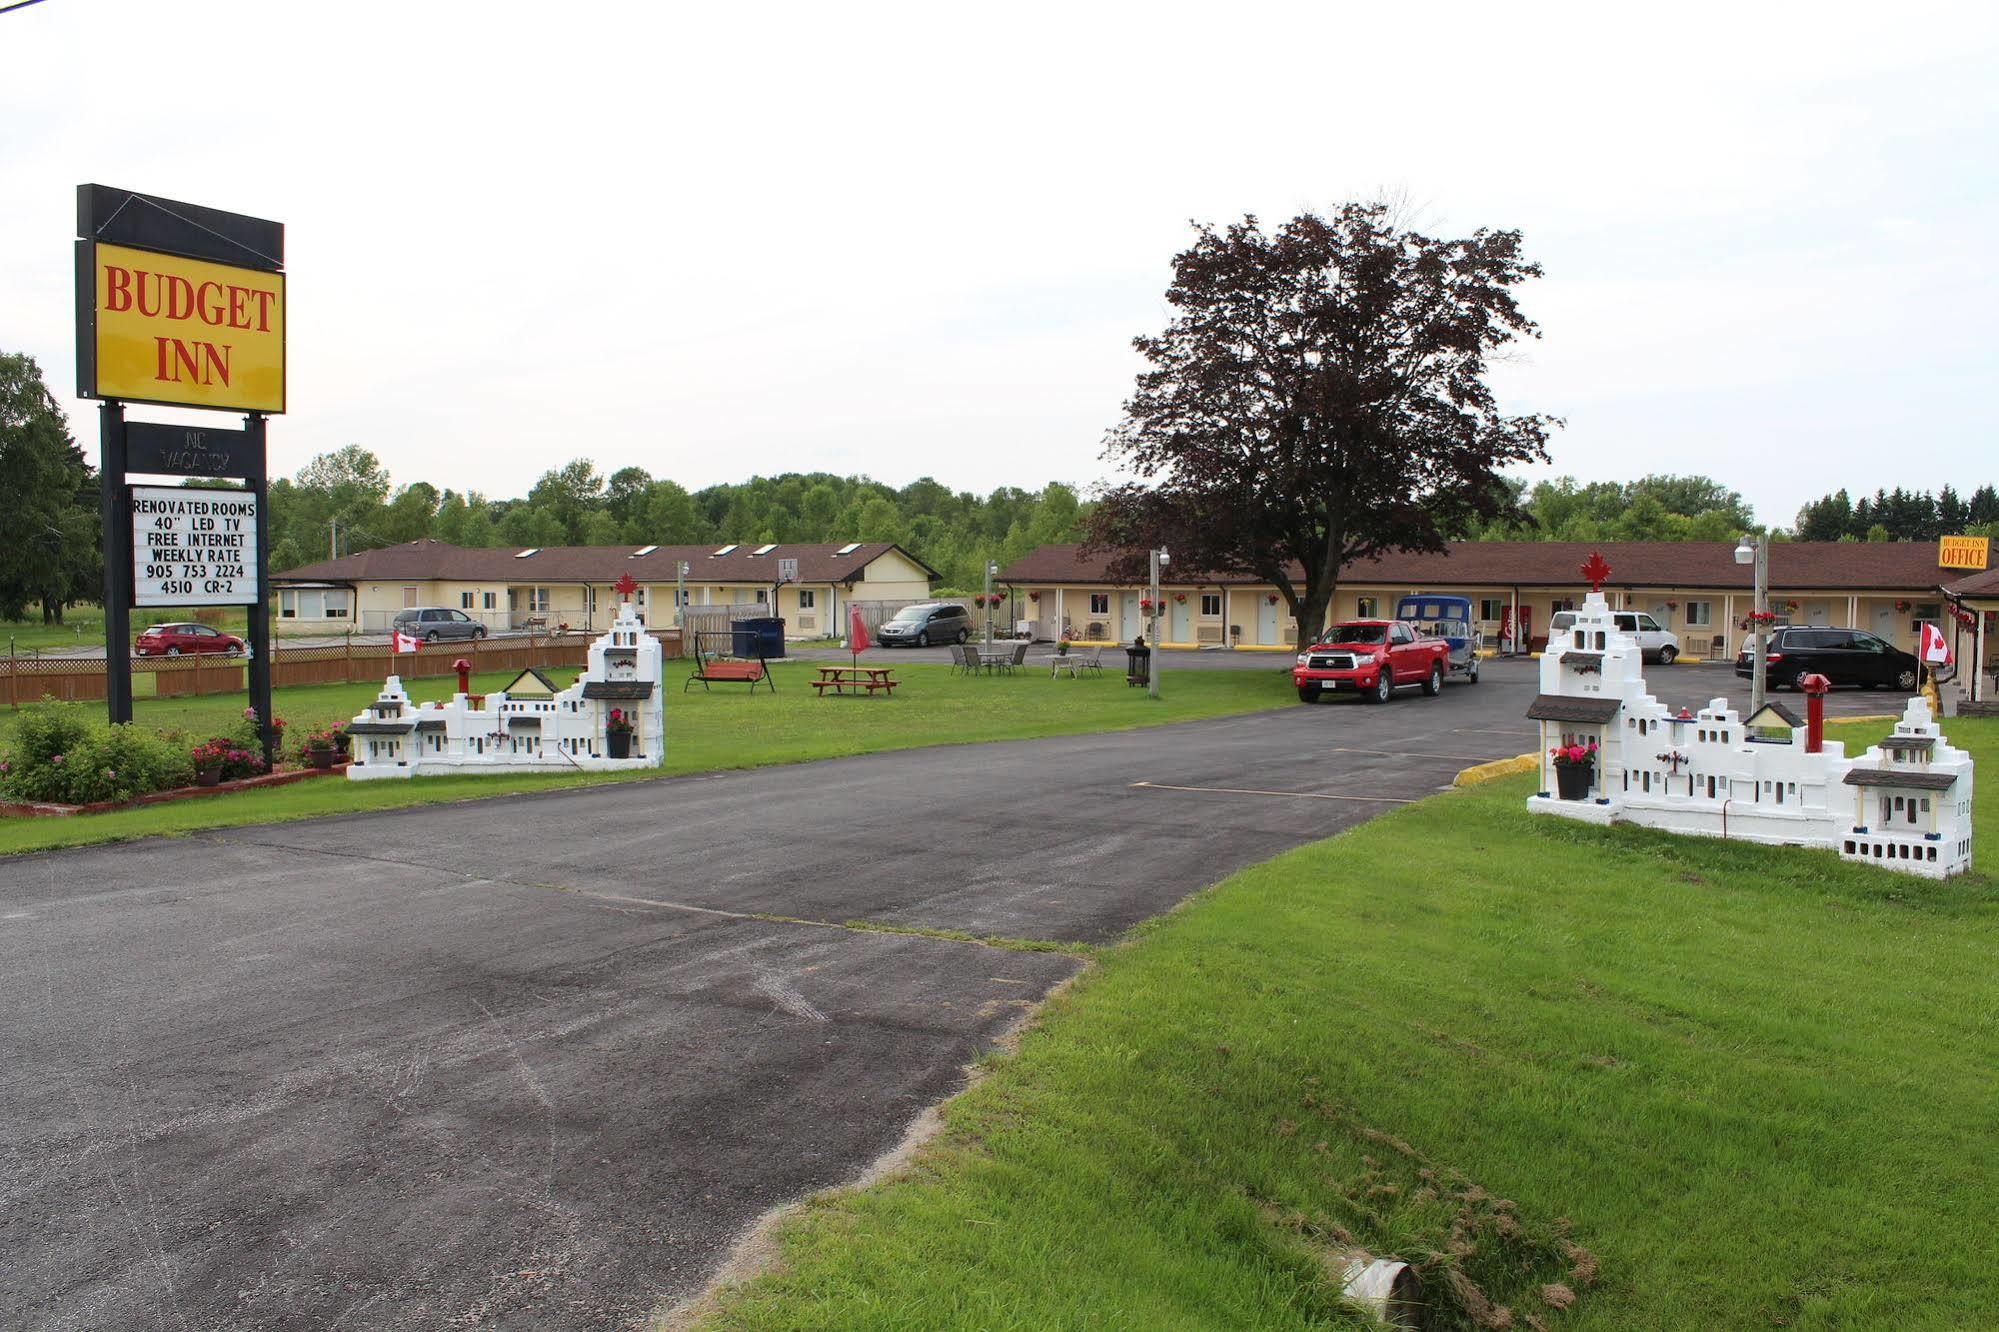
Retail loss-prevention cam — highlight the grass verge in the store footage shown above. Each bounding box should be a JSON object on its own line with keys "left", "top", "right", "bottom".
{"left": 0, "top": 659, "right": 1293, "bottom": 856}
{"left": 689, "top": 718, "right": 1999, "bottom": 1330}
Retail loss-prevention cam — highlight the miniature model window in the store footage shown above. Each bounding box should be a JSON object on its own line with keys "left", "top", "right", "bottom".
{"left": 1356, "top": 597, "right": 1379, "bottom": 617}
{"left": 1089, "top": 593, "right": 1110, "bottom": 615}
{"left": 461, "top": 592, "right": 475, "bottom": 609}
{"left": 1200, "top": 593, "right": 1221, "bottom": 616}
{"left": 798, "top": 590, "right": 816, "bottom": 609}
{"left": 1685, "top": 601, "right": 1713, "bottom": 627}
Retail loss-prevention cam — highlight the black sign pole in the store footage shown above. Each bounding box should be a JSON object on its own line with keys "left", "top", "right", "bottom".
{"left": 98, "top": 400, "right": 133, "bottom": 724}
{"left": 245, "top": 413, "right": 275, "bottom": 769}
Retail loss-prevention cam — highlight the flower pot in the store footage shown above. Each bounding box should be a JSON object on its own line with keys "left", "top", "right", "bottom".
{"left": 1554, "top": 763, "right": 1593, "bottom": 801}
{"left": 195, "top": 765, "right": 223, "bottom": 788}
{"left": 1056, "top": 643, "right": 1069, "bottom": 656}
{"left": 305, "top": 748, "right": 336, "bottom": 771}
{"left": 606, "top": 731, "right": 633, "bottom": 759}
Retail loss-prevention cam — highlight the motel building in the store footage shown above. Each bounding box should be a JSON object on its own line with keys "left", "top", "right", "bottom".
{"left": 270, "top": 540, "right": 937, "bottom": 639}
{"left": 1946, "top": 564, "right": 1999, "bottom": 709}
{"left": 999, "top": 540, "right": 1968, "bottom": 660}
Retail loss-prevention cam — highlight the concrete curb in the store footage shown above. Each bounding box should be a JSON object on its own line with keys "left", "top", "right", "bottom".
{"left": 1453, "top": 752, "right": 1538, "bottom": 787}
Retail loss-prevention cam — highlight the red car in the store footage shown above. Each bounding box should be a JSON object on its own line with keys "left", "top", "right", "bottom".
{"left": 134, "top": 622, "right": 246, "bottom": 657}
{"left": 1292, "top": 619, "right": 1451, "bottom": 704}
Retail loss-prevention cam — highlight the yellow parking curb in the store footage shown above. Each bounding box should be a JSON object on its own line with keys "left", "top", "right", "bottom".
{"left": 1453, "top": 753, "right": 1538, "bottom": 787}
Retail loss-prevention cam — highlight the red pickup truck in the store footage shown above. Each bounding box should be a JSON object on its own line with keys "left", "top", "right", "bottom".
{"left": 1292, "top": 619, "right": 1451, "bottom": 704}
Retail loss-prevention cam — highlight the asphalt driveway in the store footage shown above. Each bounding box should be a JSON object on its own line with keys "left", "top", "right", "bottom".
{"left": 0, "top": 658, "right": 1909, "bottom": 1328}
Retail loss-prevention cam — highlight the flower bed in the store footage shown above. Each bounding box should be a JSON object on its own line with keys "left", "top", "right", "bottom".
{"left": 0, "top": 761, "right": 346, "bottom": 819}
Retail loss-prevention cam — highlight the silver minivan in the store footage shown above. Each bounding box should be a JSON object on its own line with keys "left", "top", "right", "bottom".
{"left": 1547, "top": 610, "right": 1681, "bottom": 663}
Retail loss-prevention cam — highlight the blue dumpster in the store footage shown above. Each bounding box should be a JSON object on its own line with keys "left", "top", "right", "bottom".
{"left": 733, "top": 617, "right": 785, "bottom": 659}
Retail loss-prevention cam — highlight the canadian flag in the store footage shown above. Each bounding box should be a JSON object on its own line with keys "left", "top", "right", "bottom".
{"left": 393, "top": 630, "right": 423, "bottom": 654}
{"left": 1919, "top": 621, "right": 1953, "bottom": 666}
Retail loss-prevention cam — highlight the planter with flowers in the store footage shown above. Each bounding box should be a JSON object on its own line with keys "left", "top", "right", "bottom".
{"left": 192, "top": 736, "right": 265, "bottom": 786}
{"left": 1549, "top": 740, "right": 1599, "bottom": 801}
{"left": 605, "top": 708, "right": 635, "bottom": 759}
{"left": 1173, "top": 592, "right": 1187, "bottom": 604}
{"left": 300, "top": 727, "right": 346, "bottom": 770}
{"left": 1138, "top": 598, "right": 1158, "bottom": 615}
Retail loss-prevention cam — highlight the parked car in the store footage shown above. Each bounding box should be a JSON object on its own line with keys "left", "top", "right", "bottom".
{"left": 1292, "top": 620, "right": 1451, "bottom": 703}
{"left": 393, "top": 607, "right": 488, "bottom": 642}
{"left": 875, "top": 602, "right": 972, "bottom": 648}
{"left": 1735, "top": 626, "right": 1920, "bottom": 692}
{"left": 1548, "top": 609, "right": 1681, "bottom": 663}
{"left": 133, "top": 622, "right": 244, "bottom": 657}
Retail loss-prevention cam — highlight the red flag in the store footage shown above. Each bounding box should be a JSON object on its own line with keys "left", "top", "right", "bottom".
{"left": 1919, "top": 621, "right": 1952, "bottom": 666}
{"left": 848, "top": 604, "right": 871, "bottom": 654}
{"left": 393, "top": 630, "right": 422, "bottom": 654}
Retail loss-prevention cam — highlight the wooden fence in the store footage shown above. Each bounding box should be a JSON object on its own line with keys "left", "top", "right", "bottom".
{"left": 1, "top": 629, "right": 682, "bottom": 709}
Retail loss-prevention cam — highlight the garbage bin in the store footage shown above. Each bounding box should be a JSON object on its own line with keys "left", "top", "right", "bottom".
{"left": 732, "top": 617, "right": 786, "bottom": 659}
{"left": 1125, "top": 638, "right": 1152, "bottom": 687}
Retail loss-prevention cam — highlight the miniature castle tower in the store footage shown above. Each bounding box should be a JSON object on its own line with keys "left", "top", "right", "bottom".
{"left": 1524, "top": 553, "right": 1972, "bottom": 879}
{"left": 346, "top": 579, "right": 664, "bottom": 780}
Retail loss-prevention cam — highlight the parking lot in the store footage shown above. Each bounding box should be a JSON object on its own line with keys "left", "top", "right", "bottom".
{"left": 0, "top": 657, "right": 1910, "bottom": 1328}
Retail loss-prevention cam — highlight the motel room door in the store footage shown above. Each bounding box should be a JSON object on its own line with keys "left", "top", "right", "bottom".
{"left": 1167, "top": 596, "right": 1191, "bottom": 643}
{"left": 1256, "top": 595, "right": 1281, "bottom": 645}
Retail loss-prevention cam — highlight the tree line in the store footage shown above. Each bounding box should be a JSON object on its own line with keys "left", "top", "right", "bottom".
{"left": 267, "top": 449, "right": 1091, "bottom": 595}
{"left": 1792, "top": 485, "right": 1999, "bottom": 543}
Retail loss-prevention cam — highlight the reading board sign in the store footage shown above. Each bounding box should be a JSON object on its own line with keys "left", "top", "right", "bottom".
{"left": 130, "top": 485, "right": 259, "bottom": 606}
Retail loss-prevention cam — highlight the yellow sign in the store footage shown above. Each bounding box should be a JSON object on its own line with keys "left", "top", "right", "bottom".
{"left": 1939, "top": 535, "right": 1990, "bottom": 571}
{"left": 86, "top": 242, "right": 285, "bottom": 413}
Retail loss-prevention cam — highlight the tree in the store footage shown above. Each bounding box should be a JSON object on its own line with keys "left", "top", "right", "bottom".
{"left": 0, "top": 353, "right": 99, "bottom": 622}
{"left": 527, "top": 459, "right": 605, "bottom": 543}
{"left": 1084, "top": 205, "right": 1553, "bottom": 645}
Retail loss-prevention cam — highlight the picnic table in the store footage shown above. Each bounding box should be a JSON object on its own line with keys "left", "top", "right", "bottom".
{"left": 811, "top": 665, "right": 899, "bottom": 696}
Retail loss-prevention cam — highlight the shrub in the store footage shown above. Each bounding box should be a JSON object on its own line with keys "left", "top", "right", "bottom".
{"left": 0, "top": 702, "right": 192, "bottom": 805}
{"left": 191, "top": 736, "right": 266, "bottom": 782}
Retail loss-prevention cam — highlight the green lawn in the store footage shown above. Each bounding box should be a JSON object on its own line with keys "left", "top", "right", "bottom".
{"left": 1, "top": 605, "right": 249, "bottom": 655}
{"left": 692, "top": 717, "right": 1999, "bottom": 1331}
{"left": 0, "top": 659, "right": 1294, "bottom": 856}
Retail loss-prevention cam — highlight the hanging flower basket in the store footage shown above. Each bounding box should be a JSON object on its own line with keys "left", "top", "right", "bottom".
{"left": 1173, "top": 592, "right": 1187, "bottom": 604}
{"left": 1028, "top": 591, "right": 1040, "bottom": 602}
{"left": 1895, "top": 599, "right": 1910, "bottom": 612}
{"left": 1267, "top": 594, "right": 1279, "bottom": 605}
{"left": 1139, "top": 598, "right": 1158, "bottom": 614}
{"left": 1665, "top": 600, "right": 1678, "bottom": 611}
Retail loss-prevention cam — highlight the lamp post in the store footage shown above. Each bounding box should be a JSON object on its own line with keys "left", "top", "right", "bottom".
{"left": 675, "top": 561, "right": 689, "bottom": 630}
{"left": 1735, "top": 534, "right": 1768, "bottom": 714}
{"left": 984, "top": 560, "right": 998, "bottom": 647}
{"left": 1148, "top": 547, "right": 1169, "bottom": 699}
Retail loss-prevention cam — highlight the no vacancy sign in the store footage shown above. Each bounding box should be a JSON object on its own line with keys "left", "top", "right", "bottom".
{"left": 130, "top": 485, "right": 259, "bottom": 606}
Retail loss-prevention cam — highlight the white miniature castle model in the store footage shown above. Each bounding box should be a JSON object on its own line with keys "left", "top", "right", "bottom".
{"left": 1526, "top": 575, "right": 1973, "bottom": 879}
{"left": 345, "top": 594, "right": 663, "bottom": 780}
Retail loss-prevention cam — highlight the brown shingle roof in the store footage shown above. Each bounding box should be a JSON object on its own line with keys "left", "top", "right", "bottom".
{"left": 275, "top": 540, "right": 936, "bottom": 586}
{"left": 1002, "top": 541, "right": 1950, "bottom": 592}
{"left": 1947, "top": 566, "right": 1999, "bottom": 598}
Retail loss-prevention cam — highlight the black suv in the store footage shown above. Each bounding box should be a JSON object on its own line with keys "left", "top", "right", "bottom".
{"left": 875, "top": 602, "right": 973, "bottom": 647}
{"left": 1735, "top": 626, "right": 1919, "bottom": 692}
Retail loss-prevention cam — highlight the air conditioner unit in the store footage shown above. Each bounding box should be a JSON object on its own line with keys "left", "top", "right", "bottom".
{"left": 1196, "top": 624, "right": 1223, "bottom": 644}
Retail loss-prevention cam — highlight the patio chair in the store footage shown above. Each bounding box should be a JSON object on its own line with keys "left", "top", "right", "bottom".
{"left": 1007, "top": 642, "right": 1029, "bottom": 673}
{"left": 952, "top": 642, "right": 982, "bottom": 675}
{"left": 1076, "top": 645, "right": 1105, "bottom": 673}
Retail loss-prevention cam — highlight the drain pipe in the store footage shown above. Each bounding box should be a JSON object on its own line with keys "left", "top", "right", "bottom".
{"left": 1332, "top": 1253, "right": 1422, "bottom": 1327}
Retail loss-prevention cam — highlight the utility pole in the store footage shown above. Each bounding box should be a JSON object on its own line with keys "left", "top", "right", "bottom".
{"left": 1148, "top": 546, "right": 1169, "bottom": 699}
{"left": 1736, "top": 533, "right": 1769, "bottom": 714}
{"left": 676, "top": 561, "right": 689, "bottom": 629}
{"left": 984, "top": 560, "right": 997, "bottom": 646}
{"left": 329, "top": 517, "right": 338, "bottom": 561}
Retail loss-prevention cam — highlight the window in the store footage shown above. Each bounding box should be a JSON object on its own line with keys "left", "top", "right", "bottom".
{"left": 482, "top": 592, "right": 496, "bottom": 610}
{"left": 1478, "top": 598, "right": 1505, "bottom": 622}
{"left": 1635, "top": 615, "right": 1662, "bottom": 631}
{"left": 279, "top": 590, "right": 297, "bottom": 619}
{"left": 460, "top": 592, "right": 475, "bottom": 609}
{"left": 403, "top": 586, "right": 419, "bottom": 608}
{"left": 1089, "top": 593, "right": 1110, "bottom": 615}
{"left": 798, "top": 589, "right": 816, "bottom": 609}
{"left": 322, "top": 588, "right": 350, "bottom": 619}
{"left": 1200, "top": 593, "right": 1221, "bottom": 617}
{"left": 1390, "top": 623, "right": 1414, "bottom": 644}
{"left": 528, "top": 587, "right": 551, "bottom": 613}
{"left": 1356, "top": 596, "right": 1379, "bottom": 617}
{"left": 755, "top": 588, "right": 768, "bottom": 604}
{"left": 1686, "top": 601, "right": 1713, "bottom": 627}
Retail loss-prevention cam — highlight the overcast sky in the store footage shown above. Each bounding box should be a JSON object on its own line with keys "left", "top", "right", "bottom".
{"left": 5, "top": 1, "right": 1996, "bottom": 530}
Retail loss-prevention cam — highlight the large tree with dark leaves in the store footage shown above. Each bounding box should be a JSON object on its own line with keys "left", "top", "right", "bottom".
{"left": 1084, "top": 205, "right": 1555, "bottom": 646}
{"left": 0, "top": 352, "right": 99, "bottom": 622}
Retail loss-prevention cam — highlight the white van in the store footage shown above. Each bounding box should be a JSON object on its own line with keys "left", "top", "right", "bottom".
{"left": 1546, "top": 609, "right": 1681, "bottom": 664}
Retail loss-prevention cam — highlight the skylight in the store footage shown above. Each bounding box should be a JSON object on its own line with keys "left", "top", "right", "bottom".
{"left": 631, "top": 545, "right": 658, "bottom": 557}
{"left": 514, "top": 548, "right": 539, "bottom": 558}
{"left": 712, "top": 544, "right": 738, "bottom": 556}
{"left": 835, "top": 542, "right": 861, "bottom": 556}
{"left": 752, "top": 543, "right": 778, "bottom": 556}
